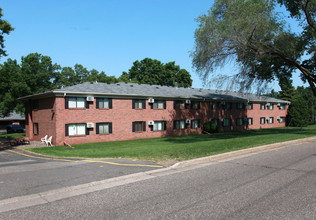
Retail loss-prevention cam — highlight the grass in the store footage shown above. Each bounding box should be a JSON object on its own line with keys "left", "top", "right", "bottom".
{"left": 0, "top": 133, "right": 25, "bottom": 140}
{"left": 27, "top": 125, "right": 316, "bottom": 162}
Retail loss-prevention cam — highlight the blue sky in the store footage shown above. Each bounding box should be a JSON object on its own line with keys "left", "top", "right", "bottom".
{"left": 1, "top": 0, "right": 308, "bottom": 91}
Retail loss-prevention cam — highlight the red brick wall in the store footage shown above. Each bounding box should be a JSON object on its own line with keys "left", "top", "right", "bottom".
{"left": 247, "top": 103, "right": 288, "bottom": 129}
{"left": 25, "top": 97, "right": 57, "bottom": 144}
{"left": 26, "top": 97, "right": 289, "bottom": 146}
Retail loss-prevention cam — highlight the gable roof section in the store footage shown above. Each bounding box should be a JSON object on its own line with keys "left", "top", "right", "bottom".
{"left": 18, "top": 82, "right": 289, "bottom": 104}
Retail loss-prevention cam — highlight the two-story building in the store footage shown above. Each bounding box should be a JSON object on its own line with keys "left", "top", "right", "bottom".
{"left": 18, "top": 82, "right": 289, "bottom": 146}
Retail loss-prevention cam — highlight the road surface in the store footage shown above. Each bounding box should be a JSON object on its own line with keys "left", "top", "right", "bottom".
{"left": 0, "top": 140, "right": 316, "bottom": 219}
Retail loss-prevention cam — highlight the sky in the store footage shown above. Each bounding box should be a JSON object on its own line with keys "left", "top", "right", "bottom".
{"left": 1, "top": 0, "right": 308, "bottom": 92}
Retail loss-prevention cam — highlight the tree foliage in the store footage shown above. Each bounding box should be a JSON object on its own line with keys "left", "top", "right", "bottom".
{"left": 0, "top": 54, "right": 192, "bottom": 116}
{"left": 287, "top": 95, "right": 310, "bottom": 127}
{"left": 120, "top": 58, "right": 192, "bottom": 87}
{"left": 192, "top": 0, "right": 316, "bottom": 95}
{"left": 0, "top": 8, "right": 14, "bottom": 59}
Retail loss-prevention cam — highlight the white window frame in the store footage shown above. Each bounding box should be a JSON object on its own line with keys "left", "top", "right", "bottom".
{"left": 68, "top": 97, "right": 85, "bottom": 109}
{"left": 68, "top": 123, "right": 86, "bottom": 136}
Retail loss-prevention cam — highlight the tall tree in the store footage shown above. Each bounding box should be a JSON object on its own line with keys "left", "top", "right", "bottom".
{"left": 192, "top": 0, "right": 316, "bottom": 95}
{"left": 120, "top": 58, "right": 192, "bottom": 87}
{"left": 0, "top": 59, "right": 27, "bottom": 116}
{"left": 0, "top": 8, "right": 14, "bottom": 59}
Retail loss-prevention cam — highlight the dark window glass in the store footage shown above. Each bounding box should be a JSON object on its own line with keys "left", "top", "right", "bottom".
{"left": 33, "top": 123, "right": 39, "bottom": 135}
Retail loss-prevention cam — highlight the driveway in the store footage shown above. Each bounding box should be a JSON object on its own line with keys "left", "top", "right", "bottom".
{"left": 0, "top": 140, "right": 163, "bottom": 200}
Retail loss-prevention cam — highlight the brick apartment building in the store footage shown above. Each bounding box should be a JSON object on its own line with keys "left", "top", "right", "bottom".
{"left": 19, "top": 82, "right": 289, "bottom": 146}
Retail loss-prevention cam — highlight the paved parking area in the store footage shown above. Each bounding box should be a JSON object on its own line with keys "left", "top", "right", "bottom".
{"left": 0, "top": 140, "right": 163, "bottom": 200}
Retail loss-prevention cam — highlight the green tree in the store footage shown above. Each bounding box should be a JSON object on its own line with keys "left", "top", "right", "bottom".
{"left": 20, "top": 53, "right": 60, "bottom": 93}
{"left": 0, "top": 59, "right": 27, "bottom": 116}
{"left": 0, "top": 8, "right": 14, "bottom": 59}
{"left": 120, "top": 58, "right": 192, "bottom": 87}
{"left": 192, "top": 0, "right": 316, "bottom": 95}
{"left": 287, "top": 94, "right": 310, "bottom": 127}
{"left": 297, "top": 86, "right": 316, "bottom": 123}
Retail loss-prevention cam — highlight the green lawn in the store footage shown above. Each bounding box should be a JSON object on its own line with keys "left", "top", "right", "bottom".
{"left": 27, "top": 125, "right": 316, "bottom": 162}
{"left": 0, "top": 133, "right": 25, "bottom": 140}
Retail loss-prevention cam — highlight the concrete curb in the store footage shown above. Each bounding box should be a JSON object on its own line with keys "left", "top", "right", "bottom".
{"left": 0, "top": 136, "right": 315, "bottom": 213}
{"left": 170, "top": 136, "right": 316, "bottom": 169}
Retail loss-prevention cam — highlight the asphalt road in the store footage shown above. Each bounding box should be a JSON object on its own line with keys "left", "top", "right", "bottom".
{"left": 0, "top": 139, "right": 315, "bottom": 219}
{"left": 0, "top": 141, "right": 162, "bottom": 200}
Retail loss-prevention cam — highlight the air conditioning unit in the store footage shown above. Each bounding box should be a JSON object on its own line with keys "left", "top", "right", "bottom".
{"left": 86, "top": 96, "right": 94, "bottom": 101}
{"left": 148, "top": 121, "right": 154, "bottom": 126}
{"left": 266, "top": 103, "right": 270, "bottom": 106}
{"left": 86, "top": 122, "right": 94, "bottom": 128}
{"left": 277, "top": 116, "right": 281, "bottom": 120}
{"left": 277, "top": 103, "right": 280, "bottom": 107}
{"left": 266, "top": 117, "right": 269, "bottom": 120}
{"left": 185, "top": 100, "right": 191, "bottom": 104}
{"left": 148, "top": 98, "right": 155, "bottom": 103}
{"left": 185, "top": 120, "right": 191, "bottom": 124}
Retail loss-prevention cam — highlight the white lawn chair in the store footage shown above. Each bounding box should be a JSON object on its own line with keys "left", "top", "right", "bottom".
{"left": 45, "top": 136, "right": 53, "bottom": 146}
{"left": 41, "top": 135, "right": 48, "bottom": 144}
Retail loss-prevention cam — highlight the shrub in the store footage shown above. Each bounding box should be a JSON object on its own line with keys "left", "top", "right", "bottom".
{"left": 203, "top": 121, "right": 221, "bottom": 133}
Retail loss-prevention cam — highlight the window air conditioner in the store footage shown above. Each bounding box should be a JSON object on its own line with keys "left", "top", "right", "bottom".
{"left": 277, "top": 103, "right": 280, "bottom": 107}
{"left": 86, "top": 96, "right": 94, "bottom": 101}
{"left": 148, "top": 98, "right": 155, "bottom": 103}
{"left": 185, "top": 100, "right": 191, "bottom": 104}
{"left": 148, "top": 121, "right": 154, "bottom": 126}
{"left": 86, "top": 122, "right": 94, "bottom": 128}
{"left": 266, "top": 117, "right": 269, "bottom": 120}
{"left": 266, "top": 103, "right": 270, "bottom": 106}
{"left": 185, "top": 120, "right": 191, "bottom": 124}
{"left": 277, "top": 116, "right": 280, "bottom": 120}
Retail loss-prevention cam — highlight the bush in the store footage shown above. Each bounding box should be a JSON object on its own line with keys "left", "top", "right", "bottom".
{"left": 203, "top": 121, "right": 221, "bottom": 133}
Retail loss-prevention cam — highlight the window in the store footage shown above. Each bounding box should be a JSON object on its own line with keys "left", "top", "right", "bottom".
{"left": 191, "top": 101, "right": 200, "bottom": 110}
{"left": 96, "top": 122, "right": 112, "bottom": 134}
{"left": 278, "top": 117, "right": 286, "bottom": 123}
{"left": 236, "top": 118, "right": 243, "bottom": 126}
{"left": 174, "top": 120, "right": 186, "bottom": 129}
{"left": 222, "top": 118, "right": 231, "bottom": 126}
{"left": 247, "top": 118, "right": 253, "bottom": 125}
{"left": 267, "top": 117, "right": 274, "bottom": 124}
{"left": 174, "top": 101, "right": 186, "bottom": 110}
{"left": 132, "top": 121, "right": 146, "bottom": 132}
{"left": 212, "top": 118, "right": 219, "bottom": 126}
{"left": 267, "top": 104, "right": 274, "bottom": 110}
{"left": 152, "top": 100, "right": 166, "bottom": 109}
{"left": 96, "top": 98, "right": 112, "bottom": 109}
{"left": 33, "top": 123, "right": 39, "bottom": 135}
{"left": 152, "top": 121, "right": 166, "bottom": 131}
{"left": 247, "top": 103, "right": 253, "bottom": 110}
{"left": 66, "top": 123, "right": 86, "bottom": 136}
{"left": 222, "top": 102, "right": 232, "bottom": 109}
{"left": 279, "top": 104, "right": 286, "bottom": 110}
{"left": 66, "top": 97, "right": 86, "bottom": 109}
{"left": 236, "top": 103, "right": 244, "bottom": 109}
{"left": 191, "top": 120, "right": 200, "bottom": 128}
{"left": 260, "top": 117, "right": 266, "bottom": 124}
{"left": 260, "top": 104, "right": 266, "bottom": 110}
{"left": 211, "top": 102, "right": 219, "bottom": 109}
{"left": 133, "top": 99, "right": 146, "bottom": 109}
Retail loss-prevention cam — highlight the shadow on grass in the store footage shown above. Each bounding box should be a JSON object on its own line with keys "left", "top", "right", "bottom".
{"left": 162, "top": 126, "right": 316, "bottom": 144}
